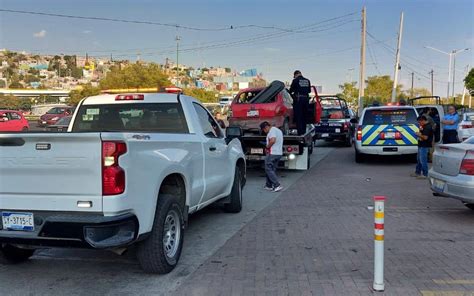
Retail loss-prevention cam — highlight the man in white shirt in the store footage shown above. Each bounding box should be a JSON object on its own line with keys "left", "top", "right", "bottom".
{"left": 260, "top": 121, "right": 284, "bottom": 192}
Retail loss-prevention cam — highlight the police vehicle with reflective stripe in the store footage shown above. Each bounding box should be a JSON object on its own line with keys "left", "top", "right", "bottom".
{"left": 353, "top": 106, "right": 419, "bottom": 163}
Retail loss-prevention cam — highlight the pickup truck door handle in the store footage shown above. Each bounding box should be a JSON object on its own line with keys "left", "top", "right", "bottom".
{"left": 209, "top": 146, "right": 217, "bottom": 151}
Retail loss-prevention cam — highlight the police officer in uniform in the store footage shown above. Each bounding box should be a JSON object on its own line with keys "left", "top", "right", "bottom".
{"left": 289, "top": 70, "right": 311, "bottom": 135}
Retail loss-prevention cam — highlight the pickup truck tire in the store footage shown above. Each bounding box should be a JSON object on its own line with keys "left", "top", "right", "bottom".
{"left": 136, "top": 194, "right": 184, "bottom": 274}
{"left": 0, "top": 244, "right": 35, "bottom": 264}
{"left": 223, "top": 166, "right": 243, "bottom": 213}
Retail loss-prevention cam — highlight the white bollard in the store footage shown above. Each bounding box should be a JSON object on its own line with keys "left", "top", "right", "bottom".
{"left": 373, "top": 196, "right": 385, "bottom": 292}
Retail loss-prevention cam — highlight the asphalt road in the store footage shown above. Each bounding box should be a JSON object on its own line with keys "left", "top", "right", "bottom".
{"left": 1, "top": 142, "right": 334, "bottom": 296}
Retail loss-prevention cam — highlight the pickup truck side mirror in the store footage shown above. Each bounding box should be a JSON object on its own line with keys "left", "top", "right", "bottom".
{"left": 225, "top": 126, "right": 243, "bottom": 144}
{"left": 350, "top": 118, "right": 358, "bottom": 124}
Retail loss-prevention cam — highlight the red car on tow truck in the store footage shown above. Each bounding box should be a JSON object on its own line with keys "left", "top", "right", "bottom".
{"left": 228, "top": 81, "right": 321, "bottom": 170}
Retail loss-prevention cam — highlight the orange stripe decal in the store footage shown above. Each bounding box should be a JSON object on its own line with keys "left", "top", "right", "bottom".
{"left": 375, "top": 235, "right": 384, "bottom": 241}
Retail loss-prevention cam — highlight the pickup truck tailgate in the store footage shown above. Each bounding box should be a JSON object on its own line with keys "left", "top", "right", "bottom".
{"left": 0, "top": 133, "right": 103, "bottom": 212}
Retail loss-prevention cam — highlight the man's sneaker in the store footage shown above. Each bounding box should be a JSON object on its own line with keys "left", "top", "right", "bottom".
{"left": 263, "top": 185, "right": 274, "bottom": 191}
{"left": 273, "top": 185, "right": 283, "bottom": 192}
{"left": 416, "top": 175, "right": 427, "bottom": 180}
{"left": 410, "top": 173, "right": 420, "bottom": 177}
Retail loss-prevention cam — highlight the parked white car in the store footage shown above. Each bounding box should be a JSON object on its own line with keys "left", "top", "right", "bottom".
{"left": 219, "top": 96, "right": 233, "bottom": 107}
{"left": 429, "top": 136, "right": 474, "bottom": 210}
{"left": 457, "top": 112, "right": 474, "bottom": 142}
{"left": 0, "top": 92, "right": 246, "bottom": 274}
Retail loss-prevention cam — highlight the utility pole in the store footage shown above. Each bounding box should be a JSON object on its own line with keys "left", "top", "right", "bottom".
{"left": 429, "top": 70, "right": 434, "bottom": 96}
{"left": 410, "top": 72, "right": 414, "bottom": 98}
{"left": 358, "top": 6, "right": 366, "bottom": 116}
{"left": 461, "top": 64, "right": 470, "bottom": 106}
{"left": 391, "top": 12, "right": 404, "bottom": 103}
{"left": 176, "top": 36, "right": 181, "bottom": 86}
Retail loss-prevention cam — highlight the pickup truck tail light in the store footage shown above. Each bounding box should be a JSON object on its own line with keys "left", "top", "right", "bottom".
{"left": 102, "top": 141, "right": 127, "bottom": 195}
{"left": 357, "top": 127, "right": 362, "bottom": 141}
{"left": 461, "top": 124, "right": 473, "bottom": 129}
{"left": 395, "top": 132, "right": 402, "bottom": 140}
{"left": 460, "top": 150, "right": 474, "bottom": 175}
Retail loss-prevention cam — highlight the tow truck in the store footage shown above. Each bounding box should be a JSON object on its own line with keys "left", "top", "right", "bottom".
{"left": 228, "top": 81, "right": 321, "bottom": 170}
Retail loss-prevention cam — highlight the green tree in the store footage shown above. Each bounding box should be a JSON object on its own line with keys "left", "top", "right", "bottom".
{"left": 364, "top": 75, "right": 402, "bottom": 104}
{"left": 183, "top": 88, "right": 218, "bottom": 103}
{"left": 99, "top": 63, "right": 170, "bottom": 90}
{"left": 464, "top": 68, "right": 474, "bottom": 95}
{"left": 0, "top": 94, "right": 21, "bottom": 109}
{"left": 68, "top": 84, "right": 101, "bottom": 106}
{"left": 338, "top": 82, "right": 359, "bottom": 103}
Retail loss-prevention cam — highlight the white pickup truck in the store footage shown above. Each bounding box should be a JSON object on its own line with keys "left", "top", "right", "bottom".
{"left": 0, "top": 92, "right": 246, "bottom": 274}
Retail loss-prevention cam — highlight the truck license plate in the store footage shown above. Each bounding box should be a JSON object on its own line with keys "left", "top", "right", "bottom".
{"left": 250, "top": 148, "right": 264, "bottom": 155}
{"left": 247, "top": 110, "right": 259, "bottom": 117}
{"left": 432, "top": 179, "right": 445, "bottom": 192}
{"left": 322, "top": 133, "right": 329, "bottom": 138}
{"left": 385, "top": 132, "right": 395, "bottom": 139}
{"left": 2, "top": 212, "right": 34, "bottom": 231}
{"left": 335, "top": 129, "right": 340, "bottom": 133}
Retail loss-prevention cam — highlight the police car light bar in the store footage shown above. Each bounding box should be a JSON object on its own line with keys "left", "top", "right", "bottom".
{"left": 115, "top": 94, "right": 144, "bottom": 101}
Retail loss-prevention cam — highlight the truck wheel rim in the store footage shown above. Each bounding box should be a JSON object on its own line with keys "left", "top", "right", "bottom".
{"left": 163, "top": 209, "right": 181, "bottom": 259}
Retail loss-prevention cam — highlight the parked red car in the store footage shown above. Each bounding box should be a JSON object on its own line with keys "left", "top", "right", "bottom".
{"left": 229, "top": 80, "right": 320, "bottom": 134}
{"left": 229, "top": 81, "right": 295, "bottom": 133}
{"left": 0, "top": 110, "right": 29, "bottom": 132}
{"left": 37, "top": 106, "right": 75, "bottom": 127}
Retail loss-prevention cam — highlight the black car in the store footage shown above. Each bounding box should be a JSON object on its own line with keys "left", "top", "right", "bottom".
{"left": 46, "top": 116, "right": 72, "bottom": 132}
{"left": 313, "top": 96, "right": 356, "bottom": 147}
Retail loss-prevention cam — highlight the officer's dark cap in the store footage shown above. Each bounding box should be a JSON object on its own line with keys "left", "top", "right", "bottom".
{"left": 293, "top": 70, "right": 301, "bottom": 76}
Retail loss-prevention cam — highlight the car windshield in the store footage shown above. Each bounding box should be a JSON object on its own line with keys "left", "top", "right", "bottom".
{"left": 46, "top": 108, "right": 65, "bottom": 114}
{"left": 363, "top": 108, "right": 418, "bottom": 125}
{"left": 72, "top": 103, "right": 189, "bottom": 133}
{"left": 56, "top": 116, "right": 72, "bottom": 125}
{"left": 321, "top": 108, "right": 344, "bottom": 120}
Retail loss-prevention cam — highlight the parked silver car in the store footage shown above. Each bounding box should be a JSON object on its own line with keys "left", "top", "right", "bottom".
{"left": 457, "top": 112, "right": 474, "bottom": 142}
{"left": 429, "top": 137, "right": 474, "bottom": 210}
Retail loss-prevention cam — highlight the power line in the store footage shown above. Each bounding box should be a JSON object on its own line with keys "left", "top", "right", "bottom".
{"left": 367, "top": 40, "right": 382, "bottom": 75}
{"left": 0, "top": 8, "right": 357, "bottom": 33}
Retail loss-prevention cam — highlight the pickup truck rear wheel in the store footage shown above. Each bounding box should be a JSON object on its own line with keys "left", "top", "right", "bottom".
{"left": 223, "top": 166, "right": 243, "bottom": 213}
{"left": 0, "top": 244, "right": 35, "bottom": 264}
{"left": 136, "top": 194, "right": 184, "bottom": 274}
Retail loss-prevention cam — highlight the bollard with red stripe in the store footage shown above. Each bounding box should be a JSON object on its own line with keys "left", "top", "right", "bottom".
{"left": 373, "top": 196, "right": 385, "bottom": 292}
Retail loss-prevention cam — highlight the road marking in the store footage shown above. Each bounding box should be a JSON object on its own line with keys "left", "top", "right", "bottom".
{"left": 433, "top": 279, "right": 474, "bottom": 285}
{"left": 421, "top": 291, "right": 474, "bottom": 296}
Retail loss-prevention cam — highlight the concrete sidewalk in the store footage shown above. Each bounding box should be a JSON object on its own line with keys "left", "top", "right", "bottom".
{"left": 173, "top": 148, "right": 474, "bottom": 296}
